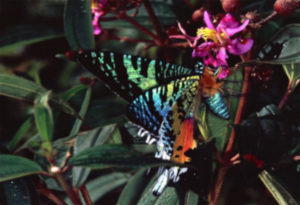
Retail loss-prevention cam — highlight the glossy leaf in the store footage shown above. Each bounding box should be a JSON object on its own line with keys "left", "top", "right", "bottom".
{"left": 61, "top": 84, "right": 89, "bottom": 102}
{"left": 83, "top": 98, "right": 127, "bottom": 128}
{"left": 137, "top": 175, "right": 159, "bottom": 205}
{"left": 0, "top": 74, "right": 76, "bottom": 116}
{"left": 257, "top": 24, "right": 300, "bottom": 61}
{"left": 184, "top": 190, "right": 199, "bottom": 205}
{"left": 72, "top": 124, "right": 117, "bottom": 187}
{"left": 64, "top": 0, "right": 95, "bottom": 50}
{"left": 0, "top": 155, "right": 43, "bottom": 182}
{"left": 137, "top": 175, "right": 179, "bottom": 205}
{"left": 69, "top": 86, "right": 91, "bottom": 136}
{"left": 235, "top": 104, "right": 293, "bottom": 164}
{"left": 34, "top": 91, "right": 54, "bottom": 143}
{"left": 85, "top": 172, "right": 130, "bottom": 203}
{"left": 68, "top": 144, "right": 172, "bottom": 169}
{"left": 117, "top": 168, "right": 152, "bottom": 205}
{"left": 0, "top": 178, "right": 37, "bottom": 205}
{"left": 0, "top": 25, "right": 63, "bottom": 52}
{"left": 7, "top": 117, "right": 34, "bottom": 152}
{"left": 206, "top": 69, "right": 243, "bottom": 151}
{"left": 258, "top": 170, "right": 298, "bottom": 205}
{"left": 154, "top": 187, "right": 179, "bottom": 205}
{"left": 255, "top": 24, "right": 300, "bottom": 90}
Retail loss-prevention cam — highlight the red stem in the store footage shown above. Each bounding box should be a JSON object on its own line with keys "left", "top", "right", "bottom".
{"left": 119, "top": 12, "right": 157, "bottom": 40}
{"left": 224, "top": 65, "right": 251, "bottom": 160}
{"left": 109, "top": 34, "right": 154, "bottom": 44}
{"left": 142, "top": 0, "right": 166, "bottom": 43}
{"left": 80, "top": 184, "right": 93, "bottom": 205}
{"left": 37, "top": 186, "right": 67, "bottom": 205}
{"left": 278, "top": 80, "right": 293, "bottom": 109}
{"left": 55, "top": 173, "right": 82, "bottom": 205}
{"left": 208, "top": 166, "right": 228, "bottom": 205}
{"left": 208, "top": 54, "right": 252, "bottom": 205}
{"left": 256, "top": 11, "right": 278, "bottom": 27}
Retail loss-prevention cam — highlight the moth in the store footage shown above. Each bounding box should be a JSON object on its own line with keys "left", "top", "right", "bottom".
{"left": 71, "top": 50, "right": 229, "bottom": 195}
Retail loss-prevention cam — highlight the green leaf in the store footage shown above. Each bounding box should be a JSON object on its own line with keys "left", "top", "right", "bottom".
{"left": 64, "top": 0, "right": 95, "bottom": 50}
{"left": 206, "top": 69, "right": 243, "bottom": 151}
{"left": 84, "top": 98, "right": 127, "bottom": 128}
{"left": 106, "top": 128, "right": 123, "bottom": 144}
{"left": 0, "top": 178, "right": 37, "bottom": 205}
{"left": 61, "top": 84, "right": 88, "bottom": 102}
{"left": 258, "top": 170, "right": 298, "bottom": 205}
{"left": 137, "top": 175, "right": 179, "bottom": 205}
{"left": 184, "top": 190, "right": 199, "bottom": 205}
{"left": 255, "top": 24, "right": 300, "bottom": 90}
{"left": 117, "top": 168, "right": 152, "bottom": 205}
{"left": 72, "top": 124, "right": 117, "bottom": 187}
{"left": 7, "top": 117, "right": 34, "bottom": 152}
{"left": 69, "top": 86, "right": 92, "bottom": 136}
{"left": 154, "top": 187, "right": 179, "bottom": 205}
{"left": 235, "top": 104, "right": 293, "bottom": 164}
{"left": 0, "top": 25, "right": 63, "bottom": 52}
{"left": 14, "top": 134, "right": 41, "bottom": 153}
{"left": 34, "top": 91, "right": 54, "bottom": 143}
{"left": 0, "top": 74, "right": 76, "bottom": 116}
{"left": 86, "top": 172, "right": 130, "bottom": 203}
{"left": 0, "top": 155, "right": 43, "bottom": 182}
{"left": 68, "top": 144, "right": 172, "bottom": 169}
{"left": 257, "top": 24, "right": 300, "bottom": 61}
{"left": 137, "top": 175, "right": 159, "bottom": 205}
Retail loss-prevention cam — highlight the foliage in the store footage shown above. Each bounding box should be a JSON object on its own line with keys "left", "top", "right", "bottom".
{"left": 0, "top": 0, "right": 299, "bottom": 204}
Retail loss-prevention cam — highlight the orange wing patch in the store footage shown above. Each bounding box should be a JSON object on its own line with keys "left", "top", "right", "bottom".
{"left": 171, "top": 118, "right": 197, "bottom": 164}
{"left": 199, "top": 67, "right": 223, "bottom": 97}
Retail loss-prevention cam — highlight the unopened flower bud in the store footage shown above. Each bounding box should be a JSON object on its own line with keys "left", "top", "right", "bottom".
{"left": 221, "top": 0, "right": 241, "bottom": 13}
{"left": 192, "top": 7, "right": 205, "bottom": 22}
{"left": 274, "top": 0, "right": 297, "bottom": 16}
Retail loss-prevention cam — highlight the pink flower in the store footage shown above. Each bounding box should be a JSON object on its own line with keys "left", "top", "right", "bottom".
{"left": 170, "top": 11, "right": 253, "bottom": 79}
{"left": 91, "top": 0, "right": 107, "bottom": 35}
{"left": 195, "top": 12, "right": 253, "bottom": 69}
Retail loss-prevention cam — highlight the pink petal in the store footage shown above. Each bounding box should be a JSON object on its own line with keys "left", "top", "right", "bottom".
{"left": 203, "top": 55, "right": 216, "bottom": 66}
{"left": 93, "top": 26, "right": 102, "bottom": 35}
{"left": 225, "top": 19, "right": 249, "bottom": 36}
{"left": 227, "top": 38, "right": 254, "bottom": 55}
{"left": 192, "top": 42, "right": 214, "bottom": 58}
{"left": 99, "top": 0, "right": 107, "bottom": 8}
{"left": 218, "top": 14, "right": 239, "bottom": 30}
{"left": 216, "top": 47, "right": 228, "bottom": 66}
{"left": 204, "top": 11, "right": 215, "bottom": 29}
{"left": 217, "top": 67, "right": 230, "bottom": 79}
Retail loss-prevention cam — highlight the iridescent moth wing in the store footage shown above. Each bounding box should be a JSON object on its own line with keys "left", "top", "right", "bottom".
{"left": 76, "top": 50, "right": 201, "bottom": 101}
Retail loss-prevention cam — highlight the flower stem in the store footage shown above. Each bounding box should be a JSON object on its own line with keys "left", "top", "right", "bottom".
{"left": 142, "top": 0, "right": 166, "bottom": 43}
{"left": 55, "top": 173, "right": 82, "bottom": 205}
{"left": 119, "top": 11, "right": 157, "bottom": 40}
{"left": 208, "top": 166, "right": 228, "bottom": 205}
{"left": 254, "top": 11, "right": 278, "bottom": 28}
{"left": 208, "top": 55, "right": 252, "bottom": 205}
{"left": 37, "top": 185, "right": 67, "bottom": 205}
{"left": 224, "top": 65, "right": 251, "bottom": 160}
{"left": 80, "top": 184, "right": 93, "bottom": 205}
{"left": 278, "top": 79, "right": 293, "bottom": 109}
{"left": 109, "top": 34, "right": 154, "bottom": 44}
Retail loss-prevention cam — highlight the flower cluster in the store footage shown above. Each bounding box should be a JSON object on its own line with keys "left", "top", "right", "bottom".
{"left": 171, "top": 11, "right": 253, "bottom": 79}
